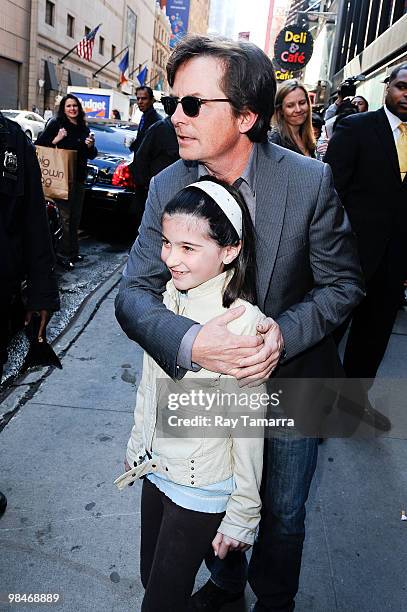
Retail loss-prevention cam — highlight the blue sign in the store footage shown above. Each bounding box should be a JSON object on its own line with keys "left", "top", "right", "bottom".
{"left": 70, "top": 92, "right": 110, "bottom": 118}
{"left": 166, "top": 0, "right": 190, "bottom": 48}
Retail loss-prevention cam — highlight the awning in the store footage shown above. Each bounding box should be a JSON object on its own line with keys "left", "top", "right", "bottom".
{"left": 68, "top": 70, "right": 88, "bottom": 87}
{"left": 44, "top": 60, "right": 59, "bottom": 91}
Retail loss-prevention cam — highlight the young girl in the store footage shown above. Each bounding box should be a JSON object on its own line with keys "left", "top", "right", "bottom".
{"left": 115, "top": 177, "right": 267, "bottom": 612}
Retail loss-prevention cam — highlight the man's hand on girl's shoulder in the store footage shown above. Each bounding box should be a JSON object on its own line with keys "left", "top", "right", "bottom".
{"left": 237, "top": 318, "right": 284, "bottom": 386}
{"left": 191, "top": 306, "right": 263, "bottom": 375}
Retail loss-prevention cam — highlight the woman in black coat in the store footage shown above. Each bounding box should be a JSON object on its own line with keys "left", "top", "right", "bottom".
{"left": 36, "top": 94, "right": 97, "bottom": 269}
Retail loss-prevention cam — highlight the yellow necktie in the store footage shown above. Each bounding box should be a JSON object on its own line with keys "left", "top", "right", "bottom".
{"left": 396, "top": 123, "right": 407, "bottom": 180}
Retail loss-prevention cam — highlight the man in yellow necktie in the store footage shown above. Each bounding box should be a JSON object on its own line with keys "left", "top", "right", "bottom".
{"left": 325, "top": 63, "right": 407, "bottom": 433}
{"left": 397, "top": 122, "right": 407, "bottom": 180}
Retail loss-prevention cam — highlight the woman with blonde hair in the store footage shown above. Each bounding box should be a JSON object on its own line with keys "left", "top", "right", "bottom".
{"left": 269, "top": 79, "right": 315, "bottom": 157}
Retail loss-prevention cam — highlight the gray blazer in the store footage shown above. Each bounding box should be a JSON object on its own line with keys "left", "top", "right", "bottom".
{"left": 116, "top": 141, "right": 364, "bottom": 382}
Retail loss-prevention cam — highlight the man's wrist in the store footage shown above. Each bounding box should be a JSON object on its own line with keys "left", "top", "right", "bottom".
{"left": 177, "top": 324, "right": 202, "bottom": 371}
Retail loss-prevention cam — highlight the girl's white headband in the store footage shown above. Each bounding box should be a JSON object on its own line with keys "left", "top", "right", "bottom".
{"left": 187, "top": 181, "right": 243, "bottom": 239}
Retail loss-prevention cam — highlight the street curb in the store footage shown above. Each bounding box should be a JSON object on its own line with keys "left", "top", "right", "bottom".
{"left": 0, "top": 262, "right": 125, "bottom": 428}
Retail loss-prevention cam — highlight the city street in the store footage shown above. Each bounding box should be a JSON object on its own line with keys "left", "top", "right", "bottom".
{"left": 0, "top": 230, "right": 130, "bottom": 391}
{"left": 1, "top": 1, "right": 406, "bottom": 610}
{"left": 0, "top": 273, "right": 406, "bottom": 611}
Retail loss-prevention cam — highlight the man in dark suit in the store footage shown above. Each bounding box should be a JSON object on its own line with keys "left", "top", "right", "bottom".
{"left": 130, "top": 86, "right": 161, "bottom": 155}
{"left": 133, "top": 115, "right": 179, "bottom": 188}
{"left": 116, "top": 36, "right": 363, "bottom": 611}
{"left": 325, "top": 64, "right": 407, "bottom": 401}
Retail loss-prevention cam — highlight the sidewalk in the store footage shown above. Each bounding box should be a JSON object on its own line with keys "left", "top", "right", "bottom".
{"left": 0, "top": 284, "right": 406, "bottom": 612}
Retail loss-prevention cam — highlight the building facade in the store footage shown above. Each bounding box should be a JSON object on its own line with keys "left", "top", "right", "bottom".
{"left": 0, "top": 0, "right": 156, "bottom": 112}
{"left": 0, "top": 0, "right": 31, "bottom": 109}
{"left": 151, "top": 3, "right": 171, "bottom": 91}
{"left": 329, "top": 0, "right": 407, "bottom": 109}
{"left": 208, "top": 0, "right": 237, "bottom": 39}
{"left": 188, "top": 0, "right": 211, "bottom": 36}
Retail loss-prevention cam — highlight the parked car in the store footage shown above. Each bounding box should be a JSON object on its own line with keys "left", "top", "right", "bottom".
{"left": 82, "top": 121, "right": 144, "bottom": 229}
{"left": 2, "top": 110, "right": 46, "bottom": 140}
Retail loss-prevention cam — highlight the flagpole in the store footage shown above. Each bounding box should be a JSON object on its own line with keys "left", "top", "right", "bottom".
{"left": 128, "top": 59, "right": 148, "bottom": 80}
{"left": 92, "top": 46, "right": 128, "bottom": 78}
{"left": 59, "top": 43, "right": 80, "bottom": 64}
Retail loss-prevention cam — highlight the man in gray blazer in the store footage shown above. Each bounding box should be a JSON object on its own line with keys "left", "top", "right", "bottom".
{"left": 116, "top": 36, "right": 364, "bottom": 612}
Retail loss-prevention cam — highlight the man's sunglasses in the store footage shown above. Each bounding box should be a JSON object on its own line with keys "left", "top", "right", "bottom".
{"left": 161, "top": 95, "right": 231, "bottom": 118}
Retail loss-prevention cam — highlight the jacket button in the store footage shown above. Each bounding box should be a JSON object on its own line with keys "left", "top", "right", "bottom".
{"left": 165, "top": 467, "right": 168, "bottom": 471}
{"left": 191, "top": 481, "right": 194, "bottom": 485}
{"left": 133, "top": 462, "right": 137, "bottom": 467}
{"left": 191, "top": 467, "right": 194, "bottom": 470}
{"left": 191, "top": 474, "right": 194, "bottom": 478}
{"left": 152, "top": 464, "right": 156, "bottom": 468}
{"left": 190, "top": 459, "right": 194, "bottom": 463}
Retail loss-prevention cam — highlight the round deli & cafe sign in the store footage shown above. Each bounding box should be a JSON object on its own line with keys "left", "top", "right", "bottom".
{"left": 274, "top": 25, "right": 313, "bottom": 72}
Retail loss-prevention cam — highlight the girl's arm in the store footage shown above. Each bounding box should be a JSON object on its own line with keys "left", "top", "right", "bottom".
{"left": 215, "top": 305, "right": 266, "bottom": 547}
{"left": 216, "top": 432, "right": 264, "bottom": 546}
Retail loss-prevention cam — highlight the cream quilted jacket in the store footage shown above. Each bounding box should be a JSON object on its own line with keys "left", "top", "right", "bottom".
{"left": 115, "top": 271, "right": 266, "bottom": 544}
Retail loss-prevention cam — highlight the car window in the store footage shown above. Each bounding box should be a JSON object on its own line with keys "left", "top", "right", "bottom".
{"left": 90, "top": 125, "right": 133, "bottom": 158}
{"left": 2, "top": 111, "right": 19, "bottom": 119}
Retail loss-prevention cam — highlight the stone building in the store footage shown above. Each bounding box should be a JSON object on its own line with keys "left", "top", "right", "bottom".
{"left": 151, "top": 3, "right": 171, "bottom": 91}
{"left": 0, "top": 0, "right": 156, "bottom": 112}
{"left": 188, "top": 0, "right": 211, "bottom": 36}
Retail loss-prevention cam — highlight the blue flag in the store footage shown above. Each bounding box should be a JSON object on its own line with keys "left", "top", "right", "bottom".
{"left": 118, "top": 50, "right": 129, "bottom": 84}
{"left": 137, "top": 66, "right": 148, "bottom": 86}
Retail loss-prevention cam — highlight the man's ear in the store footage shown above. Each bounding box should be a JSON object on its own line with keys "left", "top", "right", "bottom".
{"left": 223, "top": 242, "right": 242, "bottom": 265}
{"left": 238, "top": 109, "right": 258, "bottom": 135}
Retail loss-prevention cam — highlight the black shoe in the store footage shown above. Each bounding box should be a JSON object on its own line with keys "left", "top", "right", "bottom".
{"left": 0, "top": 492, "right": 7, "bottom": 518}
{"left": 57, "top": 255, "right": 75, "bottom": 271}
{"left": 189, "top": 580, "right": 244, "bottom": 611}
{"left": 71, "top": 254, "right": 84, "bottom": 263}
{"left": 360, "top": 404, "right": 391, "bottom": 432}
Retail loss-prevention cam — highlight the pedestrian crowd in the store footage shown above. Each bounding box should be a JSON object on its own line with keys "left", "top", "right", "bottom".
{"left": 1, "top": 33, "right": 406, "bottom": 612}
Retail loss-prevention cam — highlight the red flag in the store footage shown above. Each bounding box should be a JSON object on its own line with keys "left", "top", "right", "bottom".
{"left": 76, "top": 24, "right": 101, "bottom": 61}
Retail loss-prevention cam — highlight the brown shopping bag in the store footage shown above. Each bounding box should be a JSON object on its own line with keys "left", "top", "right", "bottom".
{"left": 35, "top": 145, "right": 77, "bottom": 200}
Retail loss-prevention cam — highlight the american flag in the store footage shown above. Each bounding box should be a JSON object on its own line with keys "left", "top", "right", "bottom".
{"left": 76, "top": 24, "right": 101, "bottom": 61}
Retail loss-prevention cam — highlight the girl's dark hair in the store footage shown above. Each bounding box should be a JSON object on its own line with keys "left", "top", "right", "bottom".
{"left": 163, "top": 176, "right": 256, "bottom": 308}
{"left": 57, "top": 94, "right": 86, "bottom": 127}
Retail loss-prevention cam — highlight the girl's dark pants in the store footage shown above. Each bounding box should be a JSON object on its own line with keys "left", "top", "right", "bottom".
{"left": 140, "top": 478, "right": 224, "bottom": 612}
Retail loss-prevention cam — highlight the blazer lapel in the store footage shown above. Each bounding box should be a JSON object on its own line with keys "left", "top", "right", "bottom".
{"left": 255, "top": 143, "right": 288, "bottom": 310}
{"left": 374, "top": 108, "right": 400, "bottom": 181}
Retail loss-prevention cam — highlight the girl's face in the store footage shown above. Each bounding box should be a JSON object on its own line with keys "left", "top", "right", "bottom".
{"left": 64, "top": 98, "right": 79, "bottom": 121}
{"left": 161, "top": 213, "right": 240, "bottom": 291}
{"left": 281, "top": 88, "right": 309, "bottom": 128}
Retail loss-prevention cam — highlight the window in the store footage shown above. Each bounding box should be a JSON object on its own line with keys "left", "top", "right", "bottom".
{"left": 111, "top": 45, "right": 116, "bottom": 61}
{"left": 45, "top": 1, "right": 55, "bottom": 26}
{"left": 84, "top": 26, "right": 91, "bottom": 37}
{"left": 99, "top": 36, "right": 105, "bottom": 55}
{"left": 67, "top": 14, "right": 75, "bottom": 38}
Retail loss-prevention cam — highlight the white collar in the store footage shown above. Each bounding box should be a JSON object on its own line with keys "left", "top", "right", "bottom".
{"left": 384, "top": 105, "right": 406, "bottom": 133}
{"left": 166, "top": 270, "right": 233, "bottom": 301}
